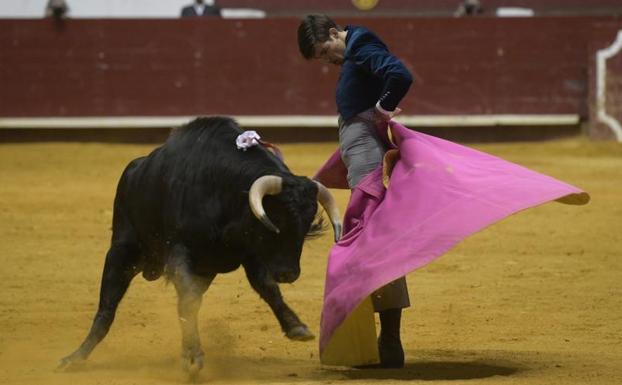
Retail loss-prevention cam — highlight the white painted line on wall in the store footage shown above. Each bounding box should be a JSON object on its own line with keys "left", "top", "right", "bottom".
{"left": 596, "top": 29, "right": 622, "bottom": 142}
{"left": 0, "top": 114, "right": 579, "bottom": 129}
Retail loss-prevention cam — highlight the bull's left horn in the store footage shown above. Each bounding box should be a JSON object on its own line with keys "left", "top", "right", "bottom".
{"left": 249, "top": 175, "right": 283, "bottom": 233}
{"left": 314, "top": 181, "right": 342, "bottom": 242}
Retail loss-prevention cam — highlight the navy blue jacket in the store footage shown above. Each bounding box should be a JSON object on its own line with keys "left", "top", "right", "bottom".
{"left": 336, "top": 26, "right": 413, "bottom": 121}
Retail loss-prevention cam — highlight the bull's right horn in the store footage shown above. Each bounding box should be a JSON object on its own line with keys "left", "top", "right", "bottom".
{"left": 314, "top": 181, "right": 342, "bottom": 242}
{"left": 249, "top": 175, "right": 283, "bottom": 233}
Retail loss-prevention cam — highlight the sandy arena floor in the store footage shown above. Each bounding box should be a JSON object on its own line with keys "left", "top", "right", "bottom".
{"left": 0, "top": 136, "right": 621, "bottom": 385}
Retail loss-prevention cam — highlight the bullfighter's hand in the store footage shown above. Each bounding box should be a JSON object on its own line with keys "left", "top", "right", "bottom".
{"left": 374, "top": 105, "right": 402, "bottom": 122}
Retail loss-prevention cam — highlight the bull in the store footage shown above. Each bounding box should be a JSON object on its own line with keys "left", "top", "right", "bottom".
{"left": 59, "top": 117, "right": 341, "bottom": 374}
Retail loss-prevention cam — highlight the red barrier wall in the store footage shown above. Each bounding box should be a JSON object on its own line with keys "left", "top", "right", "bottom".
{"left": 0, "top": 17, "right": 621, "bottom": 119}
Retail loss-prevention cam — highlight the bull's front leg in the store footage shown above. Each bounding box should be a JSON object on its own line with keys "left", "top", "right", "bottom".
{"left": 242, "top": 258, "right": 314, "bottom": 341}
{"left": 169, "top": 248, "right": 214, "bottom": 376}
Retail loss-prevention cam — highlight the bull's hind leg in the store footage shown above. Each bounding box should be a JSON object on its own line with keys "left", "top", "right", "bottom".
{"left": 242, "top": 258, "right": 314, "bottom": 341}
{"left": 169, "top": 248, "right": 214, "bottom": 375}
{"left": 59, "top": 243, "right": 140, "bottom": 368}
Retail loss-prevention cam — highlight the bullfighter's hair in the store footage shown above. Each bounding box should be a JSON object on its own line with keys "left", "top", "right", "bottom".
{"left": 297, "top": 14, "right": 342, "bottom": 60}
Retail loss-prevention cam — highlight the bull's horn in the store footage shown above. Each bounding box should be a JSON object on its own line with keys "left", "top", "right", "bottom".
{"left": 249, "top": 175, "right": 283, "bottom": 233}
{"left": 314, "top": 181, "right": 342, "bottom": 242}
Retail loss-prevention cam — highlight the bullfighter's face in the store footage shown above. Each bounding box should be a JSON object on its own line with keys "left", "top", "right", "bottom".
{"left": 312, "top": 28, "right": 346, "bottom": 65}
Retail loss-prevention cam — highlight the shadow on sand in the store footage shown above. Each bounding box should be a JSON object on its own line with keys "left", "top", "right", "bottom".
{"left": 334, "top": 360, "right": 519, "bottom": 381}
{"left": 57, "top": 345, "right": 526, "bottom": 383}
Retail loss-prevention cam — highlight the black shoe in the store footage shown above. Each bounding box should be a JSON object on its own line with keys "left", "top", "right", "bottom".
{"left": 378, "top": 335, "right": 404, "bottom": 368}
{"left": 378, "top": 308, "right": 405, "bottom": 368}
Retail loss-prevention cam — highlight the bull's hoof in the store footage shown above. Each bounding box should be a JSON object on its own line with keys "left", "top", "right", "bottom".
{"left": 57, "top": 352, "right": 86, "bottom": 370}
{"left": 285, "top": 325, "right": 315, "bottom": 341}
{"left": 182, "top": 350, "right": 204, "bottom": 377}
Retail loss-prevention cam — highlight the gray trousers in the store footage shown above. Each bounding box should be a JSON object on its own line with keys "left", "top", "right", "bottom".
{"left": 339, "top": 109, "right": 411, "bottom": 312}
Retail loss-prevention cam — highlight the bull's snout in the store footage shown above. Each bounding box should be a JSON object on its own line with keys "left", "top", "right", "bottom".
{"left": 273, "top": 269, "right": 300, "bottom": 283}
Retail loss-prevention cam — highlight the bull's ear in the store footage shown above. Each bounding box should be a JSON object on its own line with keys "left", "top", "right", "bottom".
{"left": 249, "top": 175, "right": 283, "bottom": 233}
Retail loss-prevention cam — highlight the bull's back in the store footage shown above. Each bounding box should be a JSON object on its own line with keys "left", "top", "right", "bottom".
{"left": 110, "top": 117, "right": 289, "bottom": 266}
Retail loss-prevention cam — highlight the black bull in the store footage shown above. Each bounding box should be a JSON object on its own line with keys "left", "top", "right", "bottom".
{"left": 60, "top": 117, "right": 341, "bottom": 373}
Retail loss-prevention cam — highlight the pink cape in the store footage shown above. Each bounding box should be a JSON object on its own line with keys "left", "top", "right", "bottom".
{"left": 314, "top": 121, "right": 589, "bottom": 354}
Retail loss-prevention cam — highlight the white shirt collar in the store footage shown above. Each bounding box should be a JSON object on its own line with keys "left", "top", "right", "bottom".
{"left": 193, "top": 4, "right": 205, "bottom": 15}
{"left": 193, "top": 1, "right": 215, "bottom": 15}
